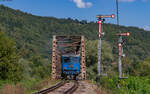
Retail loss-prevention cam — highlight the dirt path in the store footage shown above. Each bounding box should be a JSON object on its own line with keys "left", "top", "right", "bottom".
{"left": 73, "top": 81, "right": 97, "bottom": 94}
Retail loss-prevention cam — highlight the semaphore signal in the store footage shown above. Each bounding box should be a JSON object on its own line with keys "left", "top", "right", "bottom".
{"left": 96, "top": 14, "right": 115, "bottom": 82}
{"left": 96, "top": 14, "right": 115, "bottom": 19}
{"left": 116, "top": 32, "right": 130, "bottom": 80}
{"left": 116, "top": 32, "right": 130, "bottom": 36}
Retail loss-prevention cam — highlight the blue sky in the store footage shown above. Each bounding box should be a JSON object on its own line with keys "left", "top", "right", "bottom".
{"left": 0, "top": 0, "right": 150, "bottom": 30}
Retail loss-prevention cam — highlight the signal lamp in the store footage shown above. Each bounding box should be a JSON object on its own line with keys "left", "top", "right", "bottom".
{"left": 118, "top": 43, "right": 122, "bottom": 47}
{"left": 98, "top": 20, "right": 102, "bottom": 24}
{"left": 126, "top": 32, "right": 130, "bottom": 36}
{"left": 111, "top": 14, "right": 115, "bottom": 18}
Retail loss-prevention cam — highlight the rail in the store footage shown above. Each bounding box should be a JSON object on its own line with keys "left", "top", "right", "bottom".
{"left": 64, "top": 80, "right": 79, "bottom": 94}
{"left": 33, "top": 81, "right": 67, "bottom": 94}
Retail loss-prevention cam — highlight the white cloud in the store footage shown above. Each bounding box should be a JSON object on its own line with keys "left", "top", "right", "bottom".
{"left": 143, "top": 25, "right": 150, "bottom": 31}
{"left": 119, "top": 0, "right": 136, "bottom": 2}
{"left": 72, "top": 0, "right": 92, "bottom": 8}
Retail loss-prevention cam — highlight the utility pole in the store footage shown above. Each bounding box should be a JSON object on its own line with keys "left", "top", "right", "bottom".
{"left": 96, "top": 14, "right": 115, "bottom": 82}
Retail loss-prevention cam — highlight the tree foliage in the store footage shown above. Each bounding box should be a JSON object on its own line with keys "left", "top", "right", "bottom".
{"left": 85, "top": 40, "right": 114, "bottom": 79}
{"left": 0, "top": 32, "right": 23, "bottom": 82}
{"left": 137, "top": 57, "right": 150, "bottom": 76}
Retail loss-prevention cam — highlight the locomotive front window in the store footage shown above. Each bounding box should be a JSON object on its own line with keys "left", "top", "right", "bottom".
{"left": 64, "top": 57, "right": 70, "bottom": 63}
{"left": 72, "top": 57, "right": 79, "bottom": 63}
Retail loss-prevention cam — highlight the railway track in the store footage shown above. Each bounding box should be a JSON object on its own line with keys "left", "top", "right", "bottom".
{"left": 64, "top": 80, "right": 79, "bottom": 94}
{"left": 33, "top": 80, "right": 79, "bottom": 94}
{"left": 33, "top": 81, "right": 67, "bottom": 94}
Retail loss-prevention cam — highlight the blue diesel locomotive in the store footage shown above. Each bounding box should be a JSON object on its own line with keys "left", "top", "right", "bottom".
{"left": 61, "top": 55, "right": 80, "bottom": 79}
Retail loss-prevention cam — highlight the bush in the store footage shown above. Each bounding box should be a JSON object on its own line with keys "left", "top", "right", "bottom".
{"left": 100, "top": 76, "right": 150, "bottom": 94}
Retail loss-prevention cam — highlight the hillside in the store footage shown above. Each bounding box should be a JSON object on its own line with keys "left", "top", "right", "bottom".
{"left": 0, "top": 5, "right": 150, "bottom": 61}
{"left": 0, "top": 5, "right": 150, "bottom": 62}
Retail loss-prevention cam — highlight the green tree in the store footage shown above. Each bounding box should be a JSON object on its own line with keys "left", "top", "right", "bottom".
{"left": 137, "top": 57, "right": 150, "bottom": 76}
{"left": 0, "top": 32, "right": 23, "bottom": 82}
{"left": 85, "top": 40, "right": 114, "bottom": 79}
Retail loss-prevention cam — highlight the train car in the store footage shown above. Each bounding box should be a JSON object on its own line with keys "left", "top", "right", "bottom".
{"left": 61, "top": 55, "right": 80, "bottom": 79}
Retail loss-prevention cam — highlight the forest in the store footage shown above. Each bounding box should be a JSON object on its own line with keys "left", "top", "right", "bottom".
{"left": 0, "top": 4, "right": 150, "bottom": 93}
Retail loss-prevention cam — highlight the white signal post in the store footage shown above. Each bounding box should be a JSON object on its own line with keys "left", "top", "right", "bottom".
{"left": 96, "top": 14, "right": 115, "bottom": 82}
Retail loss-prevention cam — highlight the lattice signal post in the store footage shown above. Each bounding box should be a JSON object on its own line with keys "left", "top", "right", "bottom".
{"left": 96, "top": 14, "right": 115, "bottom": 81}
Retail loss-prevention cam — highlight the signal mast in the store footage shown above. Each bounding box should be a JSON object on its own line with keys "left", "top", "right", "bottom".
{"left": 116, "top": 32, "right": 130, "bottom": 79}
{"left": 96, "top": 14, "right": 115, "bottom": 82}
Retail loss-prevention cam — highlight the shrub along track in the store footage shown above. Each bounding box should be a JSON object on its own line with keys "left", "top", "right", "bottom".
{"left": 33, "top": 80, "right": 79, "bottom": 94}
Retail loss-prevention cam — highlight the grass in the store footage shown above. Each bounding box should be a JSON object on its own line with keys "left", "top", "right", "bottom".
{"left": 86, "top": 80, "right": 113, "bottom": 94}
{"left": 0, "top": 77, "right": 60, "bottom": 94}
{"left": 99, "top": 76, "right": 150, "bottom": 94}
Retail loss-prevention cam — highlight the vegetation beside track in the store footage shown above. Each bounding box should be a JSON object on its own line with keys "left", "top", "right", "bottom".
{"left": 0, "top": 78, "right": 60, "bottom": 94}
{"left": 100, "top": 76, "right": 150, "bottom": 94}
{"left": 86, "top": 40, "right": 150, "bottom": 94}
